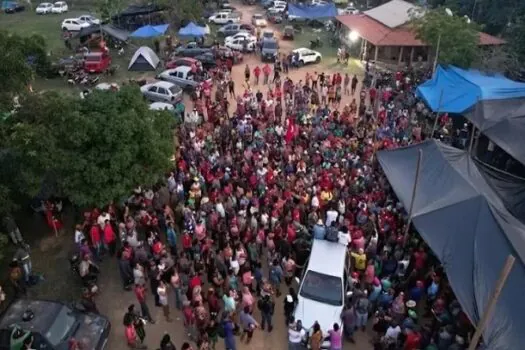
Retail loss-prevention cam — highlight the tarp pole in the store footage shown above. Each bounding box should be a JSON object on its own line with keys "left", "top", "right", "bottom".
{"left": 467, "top": 255, "right": 515, "bottom": 350}
{"left": 430, "top": 89, "right": 444, "bottom": 138}
{"left": 468, "top": 125, "right": 476, "bottom": 155}
{"left": 403, "top": 149, "right": 423, "bottom": 246}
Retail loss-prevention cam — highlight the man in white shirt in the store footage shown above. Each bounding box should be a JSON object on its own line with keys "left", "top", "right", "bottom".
{"left": 325, "top": 208, "right": 339, "bottom": 227}
{"left": 288, "top": 318, "right": 306, "bottom": 347}
{"left": 338, "top": 226, "right": 351, "bottom": 246}
{"left": 74, "top": 225, "right": 85, "bottom": 247}
{"left": 385, "top": 323, "right": 401, "bottom": 344}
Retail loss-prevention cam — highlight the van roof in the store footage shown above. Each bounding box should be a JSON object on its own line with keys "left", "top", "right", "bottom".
{"left": 307, "top": 239, "right": 348, "bottom": 277}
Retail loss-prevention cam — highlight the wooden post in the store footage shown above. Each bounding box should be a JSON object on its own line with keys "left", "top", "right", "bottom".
{"left": 374, "top": 45, "right": 379, "bottom": 62}
{"left": 467, "top": 255, "right": 516, "bottom": 350}
{"left": 398, "top": 46, "right": 404, "bottom": 64}
{"left": 430, "top": 89, "right": 444, "bottom": 137}
{"left": 409, "top": 47, "right": 415, "bottom": 65}
{"left": 404, "top": 149, "right": 423, "bottom": 245}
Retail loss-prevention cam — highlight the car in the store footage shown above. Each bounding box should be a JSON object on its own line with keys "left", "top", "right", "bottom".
{"left": 225, "top": 37, "right": 256, "bottom": 52}
{"left": 338, "top": 5, "right": 359, "bottom": 14}
{"left": 0, "top": 299, "right": 110, "bottom": 350}
{"left": 4, "top": 2, "right": 25, "bottom": 13}
{"left": 173, "top": 42, "right": 213, "bottom": 58}
{"left": 194, "top": 53, "right": 219, "bottom": 69}
{"left": 311, "top": 0, "right": 328, "bottom": 5}
{"left": 84, "top": 51, "right": 111, "bottom": 73}
{"left": 262, "top": 29, "right": 275, "bottom": 39}
{"left": 149, "top": 102, "right": 175, "bottom": 111}
{"left": 78, "top": 14, "right": 101, "bottom": 25}
{"left": 35, "top": 2, "right": 53, "bottom": 14}
{"left": 51, "top": 1, "right": 68, "bottom": 13}
{"left": 283, "top": 25, "right": 294, "bottom": 40}
{"left": 208, "top": 11, "right": 241, "bottom": 25}
{"left": 261, "top": 38, "right": 279, "bottom": 62}
{"left": 157, "top": 66, "right": 212, "bottom": 91}
{"left": 217, "top": 23, "right": 254, "bottom": 37}
{"left": 267, "top": 10, "right": 283, "bottom": 23}
{"left": 268, "top": 3, "right": 286, "bottom": 12}
{"left": 225, "top": 32, "right": 256, "bottom": 44}
{"left": 294, "top": 239, "right": 350, "bottom": 349}
{"left": 251, "top": 13, "right": 268, "bottom": 27}
{"left": 292, "top": 47, "right": 322, "bottom": 65}
{"left": 140, "top": 81, "right": 183, "bottom": 103}
{"left": 166, "top": 57, "right": 200, "bottom": 70}
{"left": 62, "top": 18, "right": 91, "bottom": 31}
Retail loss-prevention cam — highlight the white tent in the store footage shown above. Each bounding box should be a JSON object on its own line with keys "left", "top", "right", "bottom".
{"left": 128, "top": 46, "right": 160, "bottom": 71}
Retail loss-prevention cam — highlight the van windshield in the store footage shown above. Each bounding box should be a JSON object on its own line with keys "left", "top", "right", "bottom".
{"left": 263, "top": 41, "right": 277, "bottom": 49}
{"left": 299, "top": 270, "right": 342, "bottom": 306}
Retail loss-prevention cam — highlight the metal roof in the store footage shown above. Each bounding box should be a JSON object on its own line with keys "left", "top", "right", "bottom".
{"left": 364, "top": 0, "right": 420, "bottom": 28}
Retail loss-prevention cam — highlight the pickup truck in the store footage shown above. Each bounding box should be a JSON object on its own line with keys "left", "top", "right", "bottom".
{"left": 157, "top": 66, "right": 212, "bottom": 91}
{"left": 174, "top": 42, "right": 213, "bottom": 58}
{"left": 83, "top": 51, "right": 111, "bottom": 73}
{"left": 208, "top": 11, "right": 241, "bottom": 25}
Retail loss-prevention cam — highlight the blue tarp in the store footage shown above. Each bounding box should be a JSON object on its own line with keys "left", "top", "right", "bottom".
{"left": 178, "top": 22, "right": 207, "bottom": 37}
{"left": 130, "top": 24, "right": 169, "bottom": 38}
{"left": 377, "top": 140, "right": 525, "bottom": 350}
{"left": 416, "top": 65, "right": 525, "bottom": 113}
{"left": 287, "top": 3, "right": 337, "bottom": 19}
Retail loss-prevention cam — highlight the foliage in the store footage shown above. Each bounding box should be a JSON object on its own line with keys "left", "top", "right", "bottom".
{"left": 0, "top": 31, "right": 49, "bottom": 113}
{"left": 3, "top": 86, "right": 174, "bottom": 208}
{"left": 473, "top": 46, "right": 522, "bottom": 79}
{"left": 411, "top": 7, "right": 480, "bottom": 68}
{"left": 96, "top": 0, "right": 126, "bottom": 23}
{"left": 506, "top": 17, "right": 525, "bottom": 66}
{"left": 156, "top": 0, "right": 204, "bottom": 27}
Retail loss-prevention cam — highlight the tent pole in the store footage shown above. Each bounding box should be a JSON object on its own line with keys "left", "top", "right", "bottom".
{"left": 468, "top": 125, "right": 476, "bottom": 155}
{"left": 403, "top": 149, "right": 423, "bottom": 246}
{"left": 430, "top": 89, "right": 444, "bottom": 138}
{"left": 467, "top": 255, "right": 515, "bottom": 350}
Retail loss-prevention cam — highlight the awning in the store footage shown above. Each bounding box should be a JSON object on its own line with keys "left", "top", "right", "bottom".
{"left": 130, "top": 24, "right": 169, "bottom": 38}
{"left": 287, "top": 3, "right": 338, "bottom": 19}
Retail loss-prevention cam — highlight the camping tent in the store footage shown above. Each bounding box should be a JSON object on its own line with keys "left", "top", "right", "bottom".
{"left": 377, "top": 140, "right": 525, "bottom": 350}
{"left": 287, "top": 3, "right": 338, "bottom": 19}
{"left": 416, "top": 65, "right": 525, "bottom": 166}
{"left": 178, "top": 22, "right": 207, "bottom": 37}
{"left": 130, "top": 24, "right": 169, "bottom": 38}
{"left": 75, "top": 25, "right": 129, "bottom": 43}
{"left": 128, "top": 46, "right": 160, "bottom": 71}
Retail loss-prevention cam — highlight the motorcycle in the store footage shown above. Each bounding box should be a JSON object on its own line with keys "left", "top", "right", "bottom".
{"left": 69, "top": 253, "right": 99, "bottom": 294}
{"left": 309, "top": 37, "right": 323, "bottom": 49}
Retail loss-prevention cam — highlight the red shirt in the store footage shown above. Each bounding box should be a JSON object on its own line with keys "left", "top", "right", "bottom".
{"left": 90, "top": 225, "right": 101, "bottom": 244}
{"left": 125, "top": 325, "right": 137, "bottom": 345}
{"left": 404, "top": 332, "right": 421, "bottom": 350}
{"left": 134, "top": 285, "right": 146, "bottom": 303}
{"left": 182, "top": 234, "right": 192, "bottom": 249}
{"left": 413, "top": 251, "right": 427, "bottom": 270}
{"left": 254, "top": 66, "right": 261, "bottom": 76}
{"left": 103, "top": 224, "right": 115, "bottom": 244}
{"left": 189, "top": 275, "right": 201, "bottom": 291}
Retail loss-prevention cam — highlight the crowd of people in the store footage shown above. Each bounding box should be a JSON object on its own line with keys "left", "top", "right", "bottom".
{"left": 66, "top": 58, "right": 478, "bottom": 350}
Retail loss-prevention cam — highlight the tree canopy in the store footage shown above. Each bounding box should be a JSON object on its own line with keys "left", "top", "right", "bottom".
{"left": 2, "top": 86, "right": 174, "bottom": 209}
{"left": 411, "top": 7, "right": 480, "bottom": 68}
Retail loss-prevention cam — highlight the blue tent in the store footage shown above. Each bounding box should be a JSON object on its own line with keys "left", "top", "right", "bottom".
{"left": 178, "top": 22, "right": 207, "bottom": 37}
{"left": 130, "top": 24, "right": 169, "bottom": 38}
{"left": 287, "top": 3, "right": 337, "bottom": 19}
{"left": 416, "top": 65, "right": 525, "bottom": 114}
{"left": 377, "top": 140, "right": 525, "bottom": 350}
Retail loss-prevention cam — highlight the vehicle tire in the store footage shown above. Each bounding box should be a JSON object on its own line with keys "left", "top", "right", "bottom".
{"left": 315, "top": 56, "right": 320, "bottom": 63}
{"left": 62, "top": 27, "right": 68, "bottom": 31}
{"left": 299, "top": 60, "right": 304, "bottom": 67}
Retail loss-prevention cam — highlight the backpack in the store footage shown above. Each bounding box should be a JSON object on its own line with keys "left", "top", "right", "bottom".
{"left": 325, "top": 227, "right": 339, "bottom": 242}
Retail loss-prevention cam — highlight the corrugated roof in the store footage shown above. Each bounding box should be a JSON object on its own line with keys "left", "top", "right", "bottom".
{"left": 364, "top": 0, "right": 420, "bottom": 28}
{"left": 337, "top": 14, "right": 506, "bottom": 47}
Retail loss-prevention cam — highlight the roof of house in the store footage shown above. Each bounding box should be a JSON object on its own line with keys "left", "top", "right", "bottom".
{"left": 364, "top": 0, "right": 420, "bottom": 28}
{"left": 337, "top": 14, "right": 506, "bottom": 47}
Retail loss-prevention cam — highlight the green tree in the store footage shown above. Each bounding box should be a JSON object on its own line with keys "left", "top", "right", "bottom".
{"left": 411, "top": 7, "right": 480, "bottom": 68}
{"left": 156, "top": 0, "right": 204, "bottom": 27}
{"left": 4, "top": 86, "right": 174, "bottom": 208}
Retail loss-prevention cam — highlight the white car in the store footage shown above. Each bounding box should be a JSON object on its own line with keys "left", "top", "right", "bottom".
{"left": 208, "top": 12, "right": 241, "bottom": 25}
{"left": 338, "top": 5, "right": 359, "bottom": 14}
{"left": 149, "top": 102, "right": 175, "bottom": 111}
{"left": 225, "top": 37, "right": 256, "bottom": 52}
{"left": 311, "top": 0, "right": 328, "bottom": 5}
{"left": 78, "top": 14, "right": 101, "bottom": 25}
{"left": 35, "top": 2, "right": 53, "bottom": 14}
{"left": 225, "top": 32, "right": 256, "bottom": 44}
{"left": 51, "top": 1, "right": 68, "bottom": 13}
{"left": 268, "top": 3, "right": 286, "bottom": 12}
{"left": 251, "top": 13, "right": 267, "bottom": 27}
{"left": 61, "top": 18, "right": 90, "bottom": 31}
{"left": 293, "top": 48, "right": 322, "bottom": 65}
{"left": 140, "top": 81, "right": 183, "bottom": 103}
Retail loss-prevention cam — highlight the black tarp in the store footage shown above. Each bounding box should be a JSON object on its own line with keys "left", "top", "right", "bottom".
{"left": 75, "top": 25, "right": 129, "bottom": 42}
{"left": 465, "top": 97, "right": 525, "bottom": 168}
{"left": 377, "top": 140, "right": 525, "bottom": 350}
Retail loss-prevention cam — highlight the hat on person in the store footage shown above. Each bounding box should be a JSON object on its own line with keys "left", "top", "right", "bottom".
{"left": 406, "top": 300, "right": 416, "bottom": 309}
{"left": 286, "top": 295, "right": 293, "bottom": 303}
{"left": 317, "top": 219, "right": 323, "bottom": 225}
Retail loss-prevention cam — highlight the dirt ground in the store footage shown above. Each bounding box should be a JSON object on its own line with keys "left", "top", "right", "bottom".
{"left": 19, "top": 2, "right": 373, "bottom": 349}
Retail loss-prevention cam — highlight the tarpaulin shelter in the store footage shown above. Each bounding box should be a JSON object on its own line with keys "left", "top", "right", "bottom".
{"left": 377, "top": 140, "right": 525, "bottom": 350}
{"left": 416, "top": 65, "right": 525, "bottom": 166}
{"left": 128, "top": 46, "right": 160, "bottom": 71}
{"left": 287, "top": 3, "right": 338, "bottom": 19}
{"left": 130, "top": 24, "right": 169, "bottom": 38}
{"left": 178, "top": 22, "right": 207, "bottom": 37}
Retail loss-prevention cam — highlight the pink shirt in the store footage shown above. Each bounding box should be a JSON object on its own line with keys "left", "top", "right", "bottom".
{"left": 195, "top": 224, "right": 206, "bottom": 241}
{"left": 353, "top": 237, "right": 365, "bottom": 251}
{"left": 242, "top": 292, "right": 254, "bottom": 309}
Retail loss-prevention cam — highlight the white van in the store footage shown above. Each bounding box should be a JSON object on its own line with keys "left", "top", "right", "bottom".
{"left": 294, "top": 239, "right": 350, "bottom": 348}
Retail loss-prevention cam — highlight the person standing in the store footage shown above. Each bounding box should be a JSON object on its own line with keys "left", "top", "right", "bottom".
{"left": 160, "top": 334, "right": 176, "bottom": 350}
{"left": 258, "top": 293, "right": 274, "bottom": 332}
{"left": 287, "top": 317, "right": 305, "bottom": 350}
{"left": 310, "top": 322, "right": 323, "bottom": 350}
{"left": 239, "top": 306, "right": 258, "bottom": 344}
{"left": 157, "top": 280, "right": 172, "bottom": 322}
{"left": 124, "top": 306, "right": 147, "bottom": 349}
{"left": 253, "top": 65, "right": 261, "bottom": 85}
{"left": 228, "top": 80, "right": 235, "bottom": 99}
{"left": 351, "top": 74, "right": 358, "bottom": 95}
{"left": 103, "top": 219, "right": 116, "bottom": 256}
{"left": 148, "top": 260, "right": 161, "bottom": 306}
{"left": 134, "top": 283, "right": 155, "bottom": 323}
{"left": 3, "top": 215, "right": 23, "bottom": 245}
{"left": 328, "top": 323, "right": 342, "bottom": 350}
{"left": 222, "top": 312, "right": 237, "bottom": 350}
{"left": 355, "top": 290, "right": 369, "bottom": 331}
{"left": 244, "top": 64, "right": 250, "bottom": 83}
{"left": 341, "top": 303, "right": 356, "bottom": 343}
{"left": 262, "top": 64, "right": 271, "bottom": 85}
{"left": 344, "top": 73, "right": 350, "bottom": 96}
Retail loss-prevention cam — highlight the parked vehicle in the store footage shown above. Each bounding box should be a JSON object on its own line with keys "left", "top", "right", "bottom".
{"left": 62, "top": 18, "right": 91, "bottom": 31}
{"left": 208, "top": 11, "right": 241, "bottom": 25}
{"left": 251, "top": 13, "right": 268, "bottom": 27}
{"left": 267, "top": 10, "right": 283, "bottom": 23}
{"left": 225, "top": 37, "right": 256, "bottom": 52}
{"left": 0, "top": 299, "right": 111, "bottom": 350}
{"left": 268, "top": 1, "right": 287, "bottom": 13}
{"left": 4, "top": 2, "right": 25, "bottom": 13}
{"left": 283, "top": 25, "right": 294, "bottom": 40}
{"left": 217, "top": 23, "right": 254, "bottom": 37}
{"left": 35, "top": 2, "right": 53, "bottom": 14}
{"left": 311, "top": 0, "right": 328, "bottom": 5}
{"left": 157, "top": 66, "right": 212, "bottom": 91}
{"left": 292, "top": 47, "right": 322, "bottom": 65}
{"left": 77, "top": 14, "right": 101, "bottom": 25}
{"left": 84, "top": 51, "right": 111, "bottom": 73}
{"left": 261, "top": 38, "right": 279, "bottom": 62}
{"left": 262, "top": 29, "right": 275, "bottom": 39}
{"left": 51, "top": 1, "right": 68, "bottom": 13}
{"left": 140, "top": 81, "right": 183, "bottom": 103}
{"left": 166, "top": 57, "right": 200, "bottom": 69}
{"left": 225, "top": 32, "right": 256, "bottom": 44}
{"left": 174, "top": 43, "right": 212, "bottom": 58}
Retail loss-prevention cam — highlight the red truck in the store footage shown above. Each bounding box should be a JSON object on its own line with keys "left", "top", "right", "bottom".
{"left": 84, "top": 52, "right": 111, "bottom": 73}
